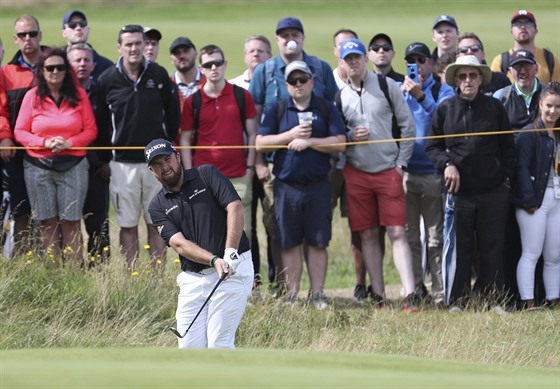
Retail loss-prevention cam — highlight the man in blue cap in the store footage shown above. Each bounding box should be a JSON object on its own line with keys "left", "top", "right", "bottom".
{"left": 431, "top": 15, "right": 460, "bottom": 62}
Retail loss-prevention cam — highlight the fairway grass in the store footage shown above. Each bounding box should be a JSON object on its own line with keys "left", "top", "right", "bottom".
{"left": 1, "top": 347, "right": 558, "bottom": 388}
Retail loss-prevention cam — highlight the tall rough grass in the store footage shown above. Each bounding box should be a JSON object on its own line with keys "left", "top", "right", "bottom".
{"left": 1, "top": 255, "right": 558, "bottom": 368}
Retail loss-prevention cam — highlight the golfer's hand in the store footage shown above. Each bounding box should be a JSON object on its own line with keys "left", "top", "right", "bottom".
{"left": 224, "top": 247, "right": 243, "bottom": 271}
{"left": 215, "top": 258, "right": 234, "bottom": 279}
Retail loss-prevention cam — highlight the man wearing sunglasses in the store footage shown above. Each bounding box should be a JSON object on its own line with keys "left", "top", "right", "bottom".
{"left": 95, "top": 24, "right": 180, "bottom": 269}
{"left": 400, "top": 42, "right": 454, "bottom": 306}
{"left": 61, "top": 9, "right": 113, "bottom": 83}
{"left": 368, "top": 33, "right": 404, "bottom": 83}
{"left": 0, "top": 14, "right": 48, "bottom": 256}
{"left": 180, "top": 44, "right": 258, "bottom": 253}
{"left": 491, "top": 9, "right": 560, "bottom": 83}
{"left": 456, "top": 33, "right": 510, "bottom": 96}
{"left": 491, "top": 10, "right": 560, "bottom": 83}
{"left": 256, "top": 61, "right": 346, "bottom": 309}
{"left": 426, "top": 56, "right": 515, "bottom": 309}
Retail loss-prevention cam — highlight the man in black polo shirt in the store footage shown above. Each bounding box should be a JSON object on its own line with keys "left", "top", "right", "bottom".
{"left": 145, "top": 139, "right": 253, "bottom": 349}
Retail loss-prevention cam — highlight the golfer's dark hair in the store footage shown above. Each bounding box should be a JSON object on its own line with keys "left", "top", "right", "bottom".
{"left": 118, "top": 24, "right": 144, "bottom": 43}
{"left": 332, "top": 28, "right": 358, "bottom": 45}
{"left": 199, "top": 44, "right": 225, "bottom": 63}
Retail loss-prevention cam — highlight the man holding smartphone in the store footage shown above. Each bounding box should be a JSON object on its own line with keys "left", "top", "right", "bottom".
{"left": 400, "top": 42, "right": 454, "bottom": 305}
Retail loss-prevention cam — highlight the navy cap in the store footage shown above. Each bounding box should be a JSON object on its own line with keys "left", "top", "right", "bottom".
{"left": 509, "top": 49, "right": 537, "bottom": 66}
{"left": 405, "top": 42, "right": 431, "bottom": 60}
{"left": 340, "top": 38, "right": 366, "bottom": 59}
{"left": 276, "top": 17, "right": 304, "bottom": 34}
{"left": 170, "top": 37, "right": 195, "bottom": 54}
{"left": 433, "top": 15, "right": 458, "bottom": 30}
{"left": 62, "top": 9, "right": 86, "bottom": 28}
{"left": 145, "top": 139, "right": 176, "bottom": 165}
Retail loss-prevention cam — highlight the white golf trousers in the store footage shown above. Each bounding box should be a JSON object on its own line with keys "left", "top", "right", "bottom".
{"left": 516, "top": 188, "right": 560, "bottom": 301}
{"left": 175, "top": 251, "right": 254, "bottom": 349}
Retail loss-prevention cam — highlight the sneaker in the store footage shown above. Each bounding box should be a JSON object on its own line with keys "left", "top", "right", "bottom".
{"left": 490, "top": 305, "right": 509, "bottom": 315}
{"left": 402, "top": 293, "right": 421, "bottom": 313}
{"left": 311, "top": 292, "right": 328, "bottom": 310}
{"left": 353, "top": 284, "right": 368, "bottom": 304}
{"left": 270, "top": 282, "right": 286, "bottom": 299}
{"left": 284, "top": 290, "right": 297, "bottom": 305}
{"left": 368, "top": 290, "right": 385, "bottom": 308}
{"left": 448, "top": 305, "right": 462, "bottom": 313}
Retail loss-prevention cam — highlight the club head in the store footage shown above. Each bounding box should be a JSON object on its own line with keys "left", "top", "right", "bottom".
{"left": 168, "top": 326, "right": 185, "bottom": 338}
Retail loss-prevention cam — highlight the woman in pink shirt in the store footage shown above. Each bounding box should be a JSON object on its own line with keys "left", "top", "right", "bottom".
{"left": 15, "top": 47, "right": 97, "bottom": 267}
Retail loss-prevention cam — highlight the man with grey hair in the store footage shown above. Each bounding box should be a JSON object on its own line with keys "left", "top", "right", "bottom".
{"left": 67, "top": 43, "right": 111, "bottom": 262}
{"left": 230, "top": 35, "right": 272, "bottom": 90}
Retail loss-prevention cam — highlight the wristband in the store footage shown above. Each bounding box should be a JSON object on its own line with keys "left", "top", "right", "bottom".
{"left": 209, "top": 255, "right": 218, "bottom": 267}
{"left": 417, "top": 94, "right": 426, "bottom": 103}
{"left": 246, "top": 165, "right": 255, "bottom": 170}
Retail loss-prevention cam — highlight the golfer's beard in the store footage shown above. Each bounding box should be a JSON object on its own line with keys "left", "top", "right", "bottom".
{"left": 161, "top": 169, "right": 182, "bottom": 189}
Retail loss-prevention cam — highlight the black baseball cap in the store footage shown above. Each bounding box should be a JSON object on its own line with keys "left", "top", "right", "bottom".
{"left": 145, "top": 139, "right": 176, "bottom": 165}
{"left": 169, "top": 37, "right": 196, "bottom": 54}
{"left": 405, "top": 42, "right": 431, "bottom": 61}
{"left": 143, "top": 27, "right": 162, "bottom": 41}
{"left": 509, "top": 49, "right": 537, "bottom": 66}
{"left": 368, "top": 33, "right": 393, "bottom": 49}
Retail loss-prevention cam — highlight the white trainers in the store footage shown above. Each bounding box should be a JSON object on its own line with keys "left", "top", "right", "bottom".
{"left": 311, "top": 292, "right": 328, "bottom": 310}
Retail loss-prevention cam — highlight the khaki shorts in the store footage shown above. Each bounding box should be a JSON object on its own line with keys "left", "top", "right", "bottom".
{"left": 109, "top": 161, "right": 161, "bottom": 228}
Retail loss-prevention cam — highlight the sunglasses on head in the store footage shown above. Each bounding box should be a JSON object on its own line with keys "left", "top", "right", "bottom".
{"left": 66, "top": 20, "right": 87, "bottom": 29}
{"left": 16, "top": 31, "right": 39, "bottom": 39}
{"left": 369, "top": 44, "right": 393, "bottom": 53}
{"left": 406, "top": 56, "right": 427, "bottom": 65}
{"left": 455, "top": 72, "right": 480, "bottom": 81}
{"left": 200, "top": 59, "right": 225, "bottom": 69}
{"left": 286, "top": 76, "right": 311, "bottom": 86}
{"left": 44, "top": 64, "right": 66, "bottom": 72}
{"left": 458, "top": 44, "right": 481, "bottom": 54}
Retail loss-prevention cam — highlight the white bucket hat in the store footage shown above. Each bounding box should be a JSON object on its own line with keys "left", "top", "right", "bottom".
{"left": 445, "top": 55, "right": 492, "bottom": 86}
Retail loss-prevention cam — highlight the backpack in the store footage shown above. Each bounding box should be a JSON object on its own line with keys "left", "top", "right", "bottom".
{"left": 264, "top": 56, "right": 325, "bottom": 100}
{"left": 191, "top": 84, "right": 246, "bottom": 154}
{"left": 334, "top": 74, "right": 440, "bottom": 147}
{"left": 500, "top": 49, "right": 555, "bottom": 81}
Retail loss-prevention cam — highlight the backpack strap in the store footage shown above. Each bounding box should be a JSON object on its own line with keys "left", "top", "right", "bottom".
{"left": 431, "top": 81, "right": 442, "bottom": 102}
{"left": 544, "top": 48, "right": 555, "bottom": 81}
{"left": 191, "top": 90, "right": 202, "bottom": 152}
{"left": 377, "top": 74, "right": 400, "bottom": 145}
{"left": 232, "top": 84, "right": 246, "bottom": 135}
{"left": 500, "top": 51, "right": 510, "bottom": 74}
{"left": 309, "top": 56, "right": 324, "bottom": 94}
{"left": 276, "top": 100, "right": 286, "bottom": 124}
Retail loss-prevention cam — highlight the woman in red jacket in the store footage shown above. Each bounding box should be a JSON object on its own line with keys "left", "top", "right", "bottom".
{"left": 14, "top": 47, "right": 97, "bottom": 267}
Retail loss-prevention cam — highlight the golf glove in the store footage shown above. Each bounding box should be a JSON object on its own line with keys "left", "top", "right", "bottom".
{"left": 224, "top": 248, "right": 243, "bottom": 271}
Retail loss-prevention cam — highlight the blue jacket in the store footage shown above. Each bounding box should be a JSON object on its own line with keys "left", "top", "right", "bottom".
{"left": 511, "top": 117, "right": 559, "bottom": 209}
{"left": 400, "top": 74, "right": 454, "bottom": 173}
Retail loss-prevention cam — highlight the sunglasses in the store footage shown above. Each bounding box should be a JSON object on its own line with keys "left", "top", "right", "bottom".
{"left": 455, "top": 72, "right": 480, "bottom": 81}
{"left": 200, "top": 59, "right": 225, "bottom": 69}
{"left": 406, "top": 56, "right": 427, "bottom": 65}
{"left": 458, "top": 44, "right": 481, "bottom": 54}
{"left": 286, "top": 76, "right": 311, "bottom": 86}
{"left": 369, "top": 44, "right": 393, "bottom": 53}
{"left": 16, "top": 31, "right": 39, "bottom": 39}
{"left": 66, "top": 20, "right": 88, "bottom": 29}
{"left": 512, "top": 21, "right": 536, "bottom": 29}
{"left": 512, "top": 62, "right": 534, "bottom": 71}
{"left": 44, "top": 64, "right": 67, "bottom": 72}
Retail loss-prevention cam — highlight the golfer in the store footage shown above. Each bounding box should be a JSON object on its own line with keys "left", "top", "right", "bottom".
{"left": 145, "top": 139, "right": 253, "bottom": 349}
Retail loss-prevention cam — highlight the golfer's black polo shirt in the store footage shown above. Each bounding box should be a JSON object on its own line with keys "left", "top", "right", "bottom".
{"left": 149, "top": 164, "right": 250, "bottom": 273}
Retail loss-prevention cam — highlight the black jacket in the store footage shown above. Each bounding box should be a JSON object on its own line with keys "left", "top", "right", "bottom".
{"left": 426, "top": 92, "right": 516, "bottom": 194}
{"left": 95, "top": 59, "right": 180, "bottom": 162}
{"left": 511, "top": 117, "right": 559, "bottom": 209}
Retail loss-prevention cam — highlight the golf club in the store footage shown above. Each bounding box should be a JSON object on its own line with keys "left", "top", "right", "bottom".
{"left": 169, "top": 272, "right": 227, "bottom": 338}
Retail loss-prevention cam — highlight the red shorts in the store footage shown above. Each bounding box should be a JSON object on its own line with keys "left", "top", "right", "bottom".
{"left": 342, "top": 163, "right": 406, "bottom": 231}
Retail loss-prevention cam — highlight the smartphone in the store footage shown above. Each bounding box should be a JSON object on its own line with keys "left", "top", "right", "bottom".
{"left": 407, "top": 63, "right": 418, "bottom": 81}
